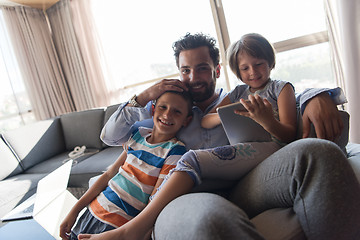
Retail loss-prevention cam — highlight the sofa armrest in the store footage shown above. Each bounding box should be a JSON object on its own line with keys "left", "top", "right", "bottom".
{"left": 0, "top": 135, "right": 23, "bottom": 180}
{"left": 346, "top": 143, "right": 360, "bottom": 183}
{"left": 1, "top": 118, "right": 65, "bottom": 171}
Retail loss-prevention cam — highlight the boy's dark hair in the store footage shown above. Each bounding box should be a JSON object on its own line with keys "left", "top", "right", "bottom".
{"left": 227, "top": 33, "right": 276, "bottom": 80}
{"left": 155, "top": 90, "right": 193, "bottom": 117}
{"left": 173, "top": 33, "right": 220, "bottom": 68}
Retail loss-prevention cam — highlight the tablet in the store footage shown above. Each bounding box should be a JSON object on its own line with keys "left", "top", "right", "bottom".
{"left": 217, "top": 102, "right": 272, "bottom": 145}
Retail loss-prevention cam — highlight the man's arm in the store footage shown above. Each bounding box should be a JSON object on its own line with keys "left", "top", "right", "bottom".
{"left": 100, "top": 102, "right": 152, "bottom": 146}
{"left": 101, "top": 79, "right": 187, "bottom": 146}
{"left": 298, "top": 87, "right": 347, "bottom": 141}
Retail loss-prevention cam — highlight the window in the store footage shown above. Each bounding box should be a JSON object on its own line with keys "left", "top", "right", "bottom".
{"left": 0, "top": 10, "right": 35, "bottom": 132}
{"left": 0, "top": 0, "right": 337, "bottom": 131}
{"left": 91, "top": 0, "right": 217, "bottom": 102}
{"left": 272, "top": 42, "right": 335, "bottom": 92}
{"left": 221, "top": 0, "right": 335, "bottom": 92}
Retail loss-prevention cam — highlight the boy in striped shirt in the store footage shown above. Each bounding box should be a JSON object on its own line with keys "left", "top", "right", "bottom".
{"left": 60, "top": 90, "right": 193, "bottom": 240}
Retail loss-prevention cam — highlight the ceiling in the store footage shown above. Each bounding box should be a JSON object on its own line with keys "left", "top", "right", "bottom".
{"left": 1, "top": 0, "right": 59, "bottom": 10}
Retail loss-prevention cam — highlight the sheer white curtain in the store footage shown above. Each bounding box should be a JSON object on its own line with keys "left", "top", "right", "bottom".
{"left": 0, "top": 0, "right": 111, "bottom": 121}
{"left": 325, "top": 0, "right": 360, "bottom": 143}
{"left": 1, "top": 6, "right": 75, "bottom": 120}
{"left": 68, "top": 0, "right": 110, "bottom": 107}
{"left": 47, "top": 0, "right": 110, "bottom": 111}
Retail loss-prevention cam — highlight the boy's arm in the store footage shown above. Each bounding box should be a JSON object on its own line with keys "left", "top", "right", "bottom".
{"left": 201, "top": 96, "right": 232, "bottom": 129}
{"left": 75, "top": 150, "right": 127, "bottom": 209}
{"left": 274, "top": 84, "right": 298, "bottom": 142}
{"left": 201, "top": 113, "right": 221, "bottom": 129}
{"left": 150, "top": 151, "right": 185, "bottom": 198}
{"left": 150, "top": 178, "right": 164, "bottom": 198}
{"left": 60, "top": 151, "right": 128, "bottom": 239}
{"left": 78, "top": 171, "right": 194, "bottom": 240}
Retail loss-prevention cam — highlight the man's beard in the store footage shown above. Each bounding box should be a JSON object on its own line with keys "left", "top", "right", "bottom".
{"left": 188, "top": 79, "right": 216, "bottom": 103}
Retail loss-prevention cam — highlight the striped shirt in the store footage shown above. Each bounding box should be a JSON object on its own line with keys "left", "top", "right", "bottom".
{"left": 89, "top": 127, "right": 187, "bottom": 227}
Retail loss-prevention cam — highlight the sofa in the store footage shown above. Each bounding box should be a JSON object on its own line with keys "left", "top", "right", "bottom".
{"left": 1, "top": 105, "right": 360, "bottom": 239}
{"left": 0, "top": 104, "right": 123, "bottom": 223}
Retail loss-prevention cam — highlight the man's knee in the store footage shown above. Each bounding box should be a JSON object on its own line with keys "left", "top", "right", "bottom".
{"left": 289, "top": 138, "right": 347, "bottom": 166}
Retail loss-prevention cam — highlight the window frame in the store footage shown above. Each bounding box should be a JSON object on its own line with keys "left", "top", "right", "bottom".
{"left": 209, "top": 0, "right": 331, "bottom": 92}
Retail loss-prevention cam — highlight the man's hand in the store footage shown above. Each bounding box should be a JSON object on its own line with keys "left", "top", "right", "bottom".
{"left": 302, "top": 92, "right": 343, "bottom": 141}
{"left": 136, "top": 79, "right": 187, "bottom": 106}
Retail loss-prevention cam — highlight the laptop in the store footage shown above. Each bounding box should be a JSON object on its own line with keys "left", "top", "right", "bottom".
{"left": 217, "top": 102, "right": 272, "bottom": 145}
{"left": 1, "top": 160, "right": 78, "bottom": 239}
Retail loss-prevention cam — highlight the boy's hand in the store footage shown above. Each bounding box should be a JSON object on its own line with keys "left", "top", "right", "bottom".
{"left": 237, "top": 95, "right": 274, "bottom": 127}
{"left": 59, "top": 213, "right": 77, "bottom": 239}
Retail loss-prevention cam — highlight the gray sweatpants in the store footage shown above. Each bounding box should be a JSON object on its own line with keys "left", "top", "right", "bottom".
{"left": 153, "top": 139, "right": 360, "bottom": 240}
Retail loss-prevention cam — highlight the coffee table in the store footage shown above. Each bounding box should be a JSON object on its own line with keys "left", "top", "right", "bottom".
{"left": 0, "top": 218, "right": 55, "bottom": 239}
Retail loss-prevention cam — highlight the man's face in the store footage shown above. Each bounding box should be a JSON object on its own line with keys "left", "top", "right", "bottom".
{"left": 178, "top": 46, "right": 217, "bottom": 103}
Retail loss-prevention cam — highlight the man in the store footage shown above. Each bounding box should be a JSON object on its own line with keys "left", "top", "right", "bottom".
{"left": 101, "top": 33, "right": 360, "bottom": 239}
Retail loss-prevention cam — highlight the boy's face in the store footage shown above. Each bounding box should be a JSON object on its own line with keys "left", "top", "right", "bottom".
{"left": 237, "top": 52, "right": 272, "bottom": 92}
{"left": 152, "top": 92, "right": 192, "bottom": 139}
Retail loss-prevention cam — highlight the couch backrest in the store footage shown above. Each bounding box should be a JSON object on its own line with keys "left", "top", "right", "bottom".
{"left": 1, "top": 118, "right": 66, "bottom": 171}
{"left": 0, "top": 135, "right": 24, "bottom": 180}
{"left": 60, "top": 108, "right": 105, "bottom": 151}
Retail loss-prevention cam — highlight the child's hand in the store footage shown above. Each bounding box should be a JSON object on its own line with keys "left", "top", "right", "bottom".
{"left": 236, "top": 95, "right": 274, "bottom": 127}
{"left": 59, "top": 212, "right": 78, "bottom": 239}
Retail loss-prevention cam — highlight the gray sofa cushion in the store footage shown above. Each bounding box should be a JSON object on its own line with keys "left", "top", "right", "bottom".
{"left": 24, "top": 152, "right": 71, "bottom": 174}
{"left": 0, "top": 136, "right": 23, "bottom": 180}
{"left": 347, "top": 143, "right": 360, "bottom": 184}
{"left": 69, "top": 146, "right": 123, "bottom": 187}
{"left": 60, "top": 108, "right": 105, "bottom": 151}
{"left": 1, "top": 118, "right": 65, "bottom": 171}
{"left": 251, "top": 208, "right": 305, "bottom": 240}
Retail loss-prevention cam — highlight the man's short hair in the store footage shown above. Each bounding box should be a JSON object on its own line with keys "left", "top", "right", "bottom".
{"left": 172, "top": 33, "right": 220, "bottom": 68}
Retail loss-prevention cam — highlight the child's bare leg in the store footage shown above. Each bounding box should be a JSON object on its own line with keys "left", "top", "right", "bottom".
{"left": 79, "top": 171, "right": 194, "bottom": 240}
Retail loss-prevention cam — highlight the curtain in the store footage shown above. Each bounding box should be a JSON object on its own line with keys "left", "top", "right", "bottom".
{"left": 1, "top": 6, "right": 75, "bottom": 120}
{"left": 46, "top": 0, "right": 108, "bottom": 111}
{"left": 68, "top": 0, "right": 111, "bottom": 107}
{"left": 0, "top": 0, "right": 111, "bottom": 121}
{"left": 325, "top": 0, "right": 360, "bottom": 143}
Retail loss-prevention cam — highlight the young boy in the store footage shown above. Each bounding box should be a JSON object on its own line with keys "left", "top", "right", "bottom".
{"left": 59, "top": 90, "right": 193, "bottom": 240}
